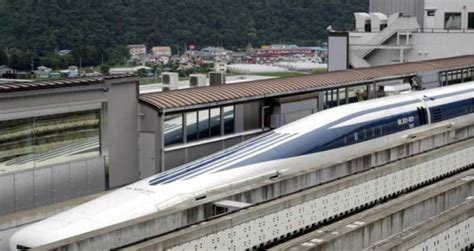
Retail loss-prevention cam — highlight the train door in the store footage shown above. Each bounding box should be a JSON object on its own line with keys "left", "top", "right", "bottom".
{"left": 139, "top": 132, "right": 156, "bottom": 178}
{"left": 418, "top": 97, "right": 432, "bottom": 125}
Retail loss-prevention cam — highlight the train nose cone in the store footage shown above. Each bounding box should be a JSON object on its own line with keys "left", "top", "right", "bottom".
{"left": 9, "top": 224, "right": 61, "bottom": 251}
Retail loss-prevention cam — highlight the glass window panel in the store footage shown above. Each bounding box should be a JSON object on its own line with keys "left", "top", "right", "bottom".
{"left": 186, "top": 111, "right": 198, "bottom": 142}
{"left": 223, "top": 106, "right": 235, "bottom": 135}
{"left": 445, "top": 13, "right": 462, "bottom": 30}
{"left": 164, "top": 113, "right": 183, "bottom": 146}
{"left": 210, "top": 108, "right": 221, "bottom": 137}
{"left": 0, "top": 117, "right": 35, "bottom": 172}
{"left": 198, "top": 110, "right": 210, "bottom": 139}
{"left": 0, "top": 110, "right": 101, "bottom": 174}
{"left": 469, "top": 13, "right": 474, "bottom": 29}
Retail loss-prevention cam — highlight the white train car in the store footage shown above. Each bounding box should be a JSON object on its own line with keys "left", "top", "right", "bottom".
{"left": 9, "top": 82, "right": 474, "bottom": 250}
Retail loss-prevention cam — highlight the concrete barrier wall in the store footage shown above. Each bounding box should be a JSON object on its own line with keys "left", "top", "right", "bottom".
{"left": 407, "top": 216, "right": 474, "bottom": 251}
{"left": 298, "top": 179, "right": 474, "bottom": 251}
{"left": 0, "top": 156, "right": 105, "bottom": 217}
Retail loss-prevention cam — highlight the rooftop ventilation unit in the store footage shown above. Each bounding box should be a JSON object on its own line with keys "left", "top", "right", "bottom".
{"left": 370, "top": 13, "right": 388, "bottom": 32}
{"left": 161, "top": 72, "right": 179, "bottom": 91}
{"left": 416, "top": 71, "right": 440, "bottom": 90}
{"left": 189, "top": 74, "right": 207, "bottom": 87}
{"left": 209, "top": 72, "right": 226, "bottom": 86}
{"left": 354, "top": 12, "right": 371, "bottom": 32}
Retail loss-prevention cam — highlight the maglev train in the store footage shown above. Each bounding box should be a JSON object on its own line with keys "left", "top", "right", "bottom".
{"left": 10, "top": 82, "right": 474, "bottom": 250}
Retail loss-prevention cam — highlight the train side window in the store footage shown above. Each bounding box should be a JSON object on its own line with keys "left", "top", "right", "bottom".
{"left": 374, "top": 126, "right": 382, "bottom": 137}
{"left": 354, "top": 132, "right": 359, "bottom": 141}
{"left": 345, "top": 133, "right": 355, "bottom": 144}
{"left": 361, "top": 129, "right": 367, "bottom": 140}
{"left": 356, "top": 130, "right": 364, "bottom": 141}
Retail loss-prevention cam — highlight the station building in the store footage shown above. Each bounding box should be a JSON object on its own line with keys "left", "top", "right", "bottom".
{"left": 1, "top": 56, "right": 473, "bottom": 217}
{"left": 0, "top": 76, "right": 139, "bottom": 216}
{"left": 139, "top": 55, "right": 474, "bottom": 176}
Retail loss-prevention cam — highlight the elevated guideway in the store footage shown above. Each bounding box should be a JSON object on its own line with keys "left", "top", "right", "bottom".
{"left": 368, "top": 199, "right": 474, "bottom": 251}
{"left": 18, "top": 122, "right": 474, "bottom": 250}
{"left": 270, "top": 172, "right": 474, "bottom": 251}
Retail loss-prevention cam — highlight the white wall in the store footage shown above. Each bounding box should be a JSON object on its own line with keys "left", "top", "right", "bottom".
{"left": 424, "top": 0, "right": 474, "bottom": 30}
{"left": 365, "top": 32, "right": 474, "bottom": 66}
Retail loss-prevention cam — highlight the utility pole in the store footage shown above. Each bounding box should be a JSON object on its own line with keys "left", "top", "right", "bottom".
{"left": 31, "top": 56, "right": 34, "bottom": 77}
{"left": 79, "top": 56, "right": 82, "bottom": 75}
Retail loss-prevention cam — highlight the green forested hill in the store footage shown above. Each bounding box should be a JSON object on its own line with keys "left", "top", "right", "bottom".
{"left": 0, "top": 0, "right": 368, "bottom": 69}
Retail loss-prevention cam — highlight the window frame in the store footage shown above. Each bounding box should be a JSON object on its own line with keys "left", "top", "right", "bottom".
{"left": 198, "top": 109, "right": 210, "bottom": 140}
{"left": 164, "top": 113, "right": 184, "bottom": 146}
{"left": 444, "top": 12, "right": 462, "bottom": 30}
{"left": 469, "top": 12, "right": 474, "bottom": 29}
{"left": 0, "top": 109, "right": 102, "bottom": 173}
{"left": 223, "top": 105, "right": 235, "bottom": 135}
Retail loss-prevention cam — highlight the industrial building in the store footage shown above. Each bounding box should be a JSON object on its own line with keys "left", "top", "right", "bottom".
{"left": 0, "top": 75, "right": 139, "bottom": 216}
{"left": 328, "top": 0, "right": 474, "bottom": 70}
{"left": 138, "top": 55, "right": 474, "bottom": 176}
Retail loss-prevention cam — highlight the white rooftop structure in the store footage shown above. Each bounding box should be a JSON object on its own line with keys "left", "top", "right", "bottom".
{"left": 109, "top": 66, "right": 152, "bottom": 75}
{"left": 139, "top": 75, "right": 278, "bottom": 94}
{"left": 329, "top": 0, "right": 474, "bottom": 70}
{"left": 227, "top": 64, "right": 287, "bottom": 74}
{"left": 275, "top": 62, "right": 328, "bottom": 71}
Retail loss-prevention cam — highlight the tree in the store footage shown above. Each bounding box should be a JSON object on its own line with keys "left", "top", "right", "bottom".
{"left": 0, "top": 0, "right": 369, "bottom": 66}
{"left": 100, "top": 65, "right": 110, "bottom": 75}
{"left": 0, "top": 49, "right": 7, "bottom": 65}
{"left": 136, "top": 68, "right": 148, "bottom": 78}
{"left": 1, "top": 0, "right": 370, "bottom": 49}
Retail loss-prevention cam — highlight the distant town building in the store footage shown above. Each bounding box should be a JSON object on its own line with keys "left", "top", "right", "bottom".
{"left": 152, "top": 46, "right": 172, "bottom": 57}
{"left": 59, "top": 66, "right": 80, "bottom": 78}
{"left": 268, "top": 44, "right": 299, "bottom": 49}
{"left": 0, "top": 65, "right": 15, "bottom": 77}
{"left": 197, "top": 47, "right": 233, "bottom": 62}
{"left": 156, "top": 55, "right": 170, "bottom": 65}
{"left": 254, "top": 47, "right": 316, "bottom": 63}
{"left": 109, "top": 66, "right": 152, "bottom": 75}
{"left": 329, "top": 0, "right": 474, "bottom": 71}
{"left": 57, "top": 49, "right": 72, "bottom": 56}
{"left": 214, "top": 62, "right": 227, "bottom": 73}
{"left": 35, "top": 66, "right": 52, "bottom": 79}
{"left": 127, "top": 44, "right": 147, "bottom": 57}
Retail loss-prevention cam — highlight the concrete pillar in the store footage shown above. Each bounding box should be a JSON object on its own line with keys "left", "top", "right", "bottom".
{"left": 445, "top": 72, "right": 449, "bottom": 86}
{"left": 158, "top": 114, "right": 165, "bottom": 173}
{"left": 325, "top": 90, "right": 329, "bottom": 109}
{"left": 373, "top": 82, "right": 378, "bottom": 99}
{"left": 345, "top": 88, "right": 349, "bottom": 104}
{"left": 318, "top": 92, "right": 325, "bottom": 111}
{"left": 366, "top": 84, "right": 372, "bottom": 100}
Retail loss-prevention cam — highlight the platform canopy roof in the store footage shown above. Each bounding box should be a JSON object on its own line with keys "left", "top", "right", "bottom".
{"left": 138, "top": 55, "right": 473, "bottom": 112}
{"left": 0, "top": 75, "right": 135, "bottom": 94}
